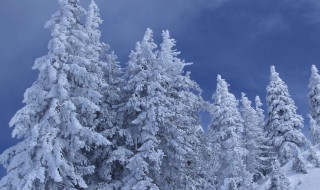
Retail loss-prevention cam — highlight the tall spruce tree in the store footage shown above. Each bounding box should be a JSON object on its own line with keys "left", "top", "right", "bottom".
{"left": 84, "top": 1, "right": 127, "bottom": 189}
{"left": 121, "top": 29, "right": 164, "bottom": 190}
{"left": 240, "top": 93, "right": 270, "bottom": 181}
{"left": 209, "top": 75, "right": 251, "bottom": 190}
{"left": 0, "top": 0, "right": 109, "bottom": 189}
{"left": 155, "top": 30, "right": 205, "bottom": 190}
{"left": 266, "top": 66, "right": 307, "bottom": 170}
{"left": 308, "top": 65, "right": 320, "bottom": 145}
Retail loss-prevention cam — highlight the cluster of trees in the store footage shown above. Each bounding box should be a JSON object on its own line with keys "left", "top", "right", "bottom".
{"left": 1, "top": 0, "right": 320, "bottom": 189}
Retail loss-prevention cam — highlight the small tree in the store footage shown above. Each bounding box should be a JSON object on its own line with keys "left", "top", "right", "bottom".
{"left": 268, "top": 160, "right": 290, "bottom": 190}
{"left": 308, "top": 146, "right": 320, "bottom": 167}
{"left": 266, "top": 66, "right": 307, "bottom": 170}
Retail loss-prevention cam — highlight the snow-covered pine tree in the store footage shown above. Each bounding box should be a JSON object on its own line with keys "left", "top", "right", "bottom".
{"left": 309, "top": 114, "right": 320, "bottom": 146}
{"left": 240, "top": 93, "right": 270, "bottom": 181}
{"left": 209, "top": 75, "right": 251, "bottom": 190}
{"left": 266, "top": 66, "right": 307, "bottom": 170}
{"left": 306, "top": 115, "right": 320, "bottom": 168}
{"left": 155, "top": 30, "right": 205, "bottom": 190}
{"left": 308, "top": 65, "right": 320, "bottom": 145}
{"left": 195, "top": 126, "right": 216, "bottom": 190}
{"left": 120, "top": 29, "right": 164, "bottom": 190}
{"left": 268, "top": 159, "right": 290, "bottom": 190}
{"left": 308, "top": 145, "right": 320, "bottom": 167}
{"left": 0, "top": 0, "right": 109, "bottom": 189}
{"left": 83, "top": 1, "right": 128, "bottom": 189}
{"left": 254, "top": 96, "right": 275, "bottom": 177}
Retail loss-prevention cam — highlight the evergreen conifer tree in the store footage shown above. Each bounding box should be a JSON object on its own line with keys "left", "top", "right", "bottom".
{"left": 266, "top": 66, "right": 307, "bottom": 170}
{"left": 120, "top": 29, "right": 164, "bottom": 190}
{"left": 309, "top": 115, "right": 320, "bottom": 146}
{"left": 240, "top": 93, "right": 270, "bottom": 181}
{"left": 0, "top": 0, "right": 109, "bottom": 189}
{"left": 209, "top": 75, "right": 251, "bottom": 190}
{"left": 155, "top": 30, "right": 205, "bottom": 190}
{"left": 308, "top": 65, "right": 320, "bottom": 145}
{"left": 84, "top": 1, "right": 127, "bottom": 189}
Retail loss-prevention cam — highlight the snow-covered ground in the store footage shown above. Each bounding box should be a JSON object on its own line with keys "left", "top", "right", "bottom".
{"left": 288, "top": 167, "right": 320, "bottom": 190}
{"left": 257, "top": 165, "right": 320, "bottom": 190}
{"left": 257, "top": 144, "right": 320, "bottom": 190}
{"left": 288, "top": 145, "right": 320, "bottom": 190}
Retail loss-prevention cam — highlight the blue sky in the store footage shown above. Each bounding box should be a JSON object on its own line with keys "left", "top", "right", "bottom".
{"left": 1, "top": 0, "right": 320, "bottom": 177}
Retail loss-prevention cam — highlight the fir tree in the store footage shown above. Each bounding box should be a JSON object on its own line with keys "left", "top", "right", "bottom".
{"left": 266, "top": 66, "right": 307, "bottom": 170}
{"left": 307, "top": 116, "right": 320, "bottom": 168}
{"left": 308, "top": 65, "right": 320, "bottom": 145}
{"left": 254, "top": 96, "right": 275, "bottom": 177}
{"left": 0, "top": 0, "right": 109, "bottom": 189}
{"left": 209, "top": 75, "right": 251, "bottom": 190}
{"left": 155, "top": 30, "right": 205, "bottom": 190}
{"left": 309, "top": 115, "right": 320, "bottom": 146}
{"left": 84, "top": 1, "right": 127, "bottom": 189}
{"left": 240, "top": 93, "right": 270, "bottom": 181}
{"left": 121, "top": 29, "right": 164, "bottom": 190}
{"left": 196, "top": 126, "right": 216, "bottom": 190}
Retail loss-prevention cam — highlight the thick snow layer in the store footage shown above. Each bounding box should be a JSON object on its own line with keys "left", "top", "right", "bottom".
{"left": 289, "top": 167, "right": 320, "bottom": 190}
{"left": 257, "top": 166, "right": 320, "bottom": 190}
{"left": 257, "top": 144, "right": 320, "bottom": 190}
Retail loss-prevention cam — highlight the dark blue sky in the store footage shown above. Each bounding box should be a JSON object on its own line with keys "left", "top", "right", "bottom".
{"left": 1, "top": 0, "right": 320, "bottom": 177}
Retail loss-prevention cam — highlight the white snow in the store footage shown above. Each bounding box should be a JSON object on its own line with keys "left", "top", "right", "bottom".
{"left": 289, "top": 166, "right": 320, "bottom": 190}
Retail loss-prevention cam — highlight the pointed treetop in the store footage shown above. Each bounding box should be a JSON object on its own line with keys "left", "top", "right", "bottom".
{"left": 159, "top": 30, "right": 180, "bottom": 63}
{"left": 217, "top": 74, "right": 222, "bottom": 81}
{"left": 255, "top": 96, "right": 262, "bottom": 108}
{"left": 162, "top": 30, "right": 170, "bottom": 40}
{"left": 89, "top": 0, "right": 98, "bottom": 7}
{"left": 241, "top": 92, "right": 252, "bottom": 107}
{"left": 86, "top": 0, "right": 102, "bottom": 29}
{"left": 212, "top": 75, "right": 234, "bottom": 105}
{"left": 311, "top": 65, "right": 319, "bottom": 75}
{"left": 142, "top": 28, "right": 154, "bottom": 44}
{"left": 270, "top": 65, "right": 280, "bottom": 80}
{"left": 161, "top": 30, "right": 175, "bottom": 51}
{"left": 267, "top": 65, "right": 289, "bottom": 95}
{"left": 309, "top": 114, "right": 317, "bottom": 127}
{"left": 310, "top": 65, "right": 320, "bottom": 85}
{"left": 241, "top": 92, "right": 248, "bottom": 102}
{"left": 45, "top": 0, "right": 86, "bottom": 34}
{"left": 241, "top": 92, "right": 247, "bottom": 99}
{"left": 216, "top": 75, "right": 229, "bottom": 91}
{"left": 132, "top": 28, "right": 157, "bottom": 58}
